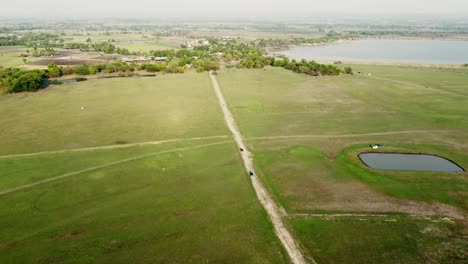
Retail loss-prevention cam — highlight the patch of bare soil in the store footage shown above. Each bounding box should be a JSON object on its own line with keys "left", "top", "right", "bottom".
{"left": 53, "top": 50, "right": 81, "bottom": 58}
{"left": 296, "top": 178, "right": 466, "bottom": 220}
{"left": 28, "top": 59, "right": 107, "bottom": 66}
{"left": 0, "top": 49, "right": 24, "bottom": 54}
{"left": 91, "top": 54, "right": 122, "bottom": 60}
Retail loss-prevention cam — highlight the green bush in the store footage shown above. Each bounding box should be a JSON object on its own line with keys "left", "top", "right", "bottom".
{"left": 0, "top": 69, "right": 46, "bottom": 93}
{"left": 344, "top": 67, "right": 353, "bottom": 75}
{"left": 73, "top": 65, "right": 90, "bottom": 75}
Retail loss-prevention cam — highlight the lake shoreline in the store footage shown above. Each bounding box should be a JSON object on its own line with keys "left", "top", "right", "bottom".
{"left": 273, "top": 39, "right": 468, "bottom": 66}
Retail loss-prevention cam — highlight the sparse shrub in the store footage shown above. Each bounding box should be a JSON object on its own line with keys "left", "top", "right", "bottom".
{"left": 61, "top": 67, "right": 74, "bottom": 75}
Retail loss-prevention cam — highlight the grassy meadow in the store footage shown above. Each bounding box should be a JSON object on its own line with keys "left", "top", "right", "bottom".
{"left": 1, "top": 62, "right": 467, "bottom": 263}
{"left": 217, "top": 66, "right": 468, "bottom": 262}
{"left": 0, "top": 73, "right": 228, "bottom": 155}
{"left": 291, "top": 216, "right": 466, "bottom": 264}
{"left": 115, "top": 40, "right": 181, "bottom": 52}
{"left": 0, "top": 71, "right": 287, "bottom": 263}
{"left": 0, "top": 142, "right": 288, "bottom": 263}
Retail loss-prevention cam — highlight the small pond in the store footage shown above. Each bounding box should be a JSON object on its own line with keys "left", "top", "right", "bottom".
{"left": 359, "top": 153, "right": 464, "bottom": 172}
{"left": 97, "top": 74, "right": 156, "bottom": 79}
{"left": 45, "top": 78, "right": 88, "bottom": 86}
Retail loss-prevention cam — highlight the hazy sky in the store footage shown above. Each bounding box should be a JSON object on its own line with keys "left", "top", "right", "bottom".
{"left": 1, "top": 0, "right": 468, "bottom": 18}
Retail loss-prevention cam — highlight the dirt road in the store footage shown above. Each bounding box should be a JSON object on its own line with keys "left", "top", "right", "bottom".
{"left": 247, "top": 130, "right": 442, "bottom": 141}
{"left": 366, "top": 74, "right": 468, "bottom": 98}
{"left": 210, "top": 72, "right": 310, "bottom": 264}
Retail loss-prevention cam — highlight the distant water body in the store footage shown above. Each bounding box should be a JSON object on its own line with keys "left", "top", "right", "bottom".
{"left": 276, "top": 39, "right": 468, "bottom": 64}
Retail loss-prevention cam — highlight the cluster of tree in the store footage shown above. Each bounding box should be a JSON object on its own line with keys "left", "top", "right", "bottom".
{"left": 0, "top": 67, "right": 46, "bottom": 93}
{"left": 192, "top": 59, "right": 219, "bottom": 72}
{"left": 193, "top": 40, "right": 259, "bottom": 62}
{"left": 0, "top": 33, "right": 63, "bottom": 47}
{"left": 63, "top": 42, "right": 133, "bottom": 55}
{"left": 164, "top": 61, "right": 185, "bottom": 74}
{"left": 25, "top": 47, "right": 56, "bottom": 57}
{"left": 236, "top": 52, "right": 273, "bottom": 69}
{"left": 235, "top": 55, "right": 351, "bottom": 76}
{"left": 46, "top": 61, "right": 138, "bottom": 77}
{"left": 45, "top": 60, "right": 189, "bottom": 77}
{"left": 139, "top": 63, "right": 167, "bottom": 73}
{"left": 150, "top": 49, "right": 219, "bottom": 72}
{"left": 270, "top": 57, "right": 346, "bottom": 76}
{"left": 291, "top": 37, "right": 341, "bottom": 46}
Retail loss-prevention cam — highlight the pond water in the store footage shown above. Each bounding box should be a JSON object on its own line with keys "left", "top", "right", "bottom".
{"left": 359, "top": 153, "right": 464, "bottom": 172}
{"left": 275, "top": 39, "right": 468, "bottom": 64}
{"left": 42, "top": 78, "right": 87, "bottom": 87}
{"left": 97, "top": 74, "right": 156, "bottom": 79}
{"left": 60, "top": 78, "right": 88, "bottom": 84}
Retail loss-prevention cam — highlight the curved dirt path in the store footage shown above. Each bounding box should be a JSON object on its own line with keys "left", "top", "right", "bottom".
{"left": 0, "top": 141, "right": 231, "bottom": 197}
{"left": 0, "top": 135, "right": 229, "bottom": 159}
{"left": 210, "top": 72, "right": 310, "bottom": 264}
{"left": 247, "top": 130, "right": 442, "bottom": 141}
{"left": 366, "top": 74, "right": 468, "bottom": 98}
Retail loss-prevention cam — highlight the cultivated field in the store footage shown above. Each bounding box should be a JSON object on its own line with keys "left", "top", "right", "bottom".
{"left": 217, "top": 67, "right": 468, "bottom": 263}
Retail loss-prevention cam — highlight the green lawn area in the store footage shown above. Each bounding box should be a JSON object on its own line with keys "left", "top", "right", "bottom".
{"left": 0, "top": 73, "right": 228, "bottom": 155}
{"left": 0, "top": 142, "right": 288, "bottom": 263}
{"left": 291, "top": 216, "right": 466, "bottom": 264}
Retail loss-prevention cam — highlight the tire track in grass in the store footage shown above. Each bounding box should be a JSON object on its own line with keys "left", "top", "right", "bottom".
{"left": 365, "top": 74, "right": 468, "bottom": 98}
{"left": 0, "top": 135, "right": 229, "bottom": 159}
{"left": 246, "top": 130, "right": 444, "bottom": 141}
{"left": 0, "top": 141, "right": 232, "bottom": 196}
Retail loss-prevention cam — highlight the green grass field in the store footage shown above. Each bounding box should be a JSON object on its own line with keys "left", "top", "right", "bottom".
{"left": 0, "top": 141, "right": 288, "bottom": 263}
{"left": 1, "top": 64, "right": 467, "bottom": 263}
{"left": 291, "top": 216, "right": 466, "bottom": 264}
{"left": 0, "top": 73, "right": 228, "bottom": 155}
{"left": 0, "top": 53, "right": 35, "bottom": 68}
{"left": 350, "top": 64, "right": 468, "bottom": 96}
{"left": 116, "top": 40, "right": 181, "bottom": 52}
{"left": 0, "top": 71, "right": 288, "bottom": 263}
{"left": 217, "top": 66, "right": 468, "bottom": 262}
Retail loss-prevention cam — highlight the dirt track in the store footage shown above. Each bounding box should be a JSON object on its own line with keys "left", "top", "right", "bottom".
{"left": 366, "top": 74, "right": 468, "bottom": 98}
{"left": 0, "top": 141, "right": 231, "bottom": 196}
{"left": 0, "top": 135, "right": 229, "bottom": 159}
{"left": 210, "top": 72, "right": 310, "bottom": 264}
{"left": 246, "top": 130, "right": 442, "bottom": 140}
